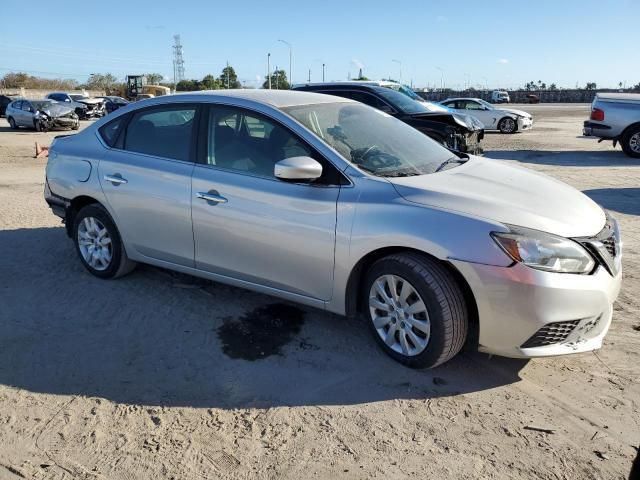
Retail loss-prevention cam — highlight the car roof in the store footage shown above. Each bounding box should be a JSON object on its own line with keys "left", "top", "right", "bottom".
{"left": 442, "top": 97, "right": 483, "bottom": 102}
{"left": 147, "top": 89, "right": 354, "bottom": 108}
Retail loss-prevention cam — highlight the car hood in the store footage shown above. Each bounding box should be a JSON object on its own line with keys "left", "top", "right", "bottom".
{"left": 408, "top": 112, "right": 482, "bottom": 132}
{"left": 389, "top": 156, "right": 605, "bottom": 238}
{"left": 496, "top": 107, "right": 531, "bottom": 118}
{"left": 37, "top": 103, "right": 75, "bottom": 117}
{"left": 76, "top": 98, "right": 103, "bottom": 105}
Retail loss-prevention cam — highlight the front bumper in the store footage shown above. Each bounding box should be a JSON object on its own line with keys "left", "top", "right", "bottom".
{"left": 517, "top": 116, "right": 533, "bottom": 131}
{"left": 452, "top": 130, "right": 484, "bottom": 155}
{"left": 451, "top": 260, "right": 622, "bottom": 359}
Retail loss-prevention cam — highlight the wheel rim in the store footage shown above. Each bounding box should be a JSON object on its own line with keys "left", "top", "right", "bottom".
{"left": 78, "top": 217, "right": 113, "bottom": 271}
{"left": 630, "top": 132, "right": 640, "bottom": 153}
{"left": 501, "top": 118, "right": 516, "bottom": 132}
{"left": 369, "top": 274, "right": 431, "bottom": 356}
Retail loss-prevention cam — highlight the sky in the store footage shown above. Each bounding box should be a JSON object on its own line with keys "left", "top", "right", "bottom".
{"left": 1, "top": 0, "right": 638, "bottom": 90}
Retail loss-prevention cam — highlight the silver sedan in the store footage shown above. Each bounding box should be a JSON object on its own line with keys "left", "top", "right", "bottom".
{"left": 44, "top": 90, "right": 622, "bottom": 368}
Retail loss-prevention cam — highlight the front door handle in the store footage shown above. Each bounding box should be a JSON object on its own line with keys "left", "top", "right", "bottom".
{"left": 196, "top": 191, "right": 228, "bottom": 204}
{"left": 104, "top": 174, "right": 128, "bottom": 185}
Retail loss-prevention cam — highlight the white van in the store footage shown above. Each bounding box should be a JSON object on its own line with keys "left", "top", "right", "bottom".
{"left": 491, "top": 90, "right": 510, "bottom": 103}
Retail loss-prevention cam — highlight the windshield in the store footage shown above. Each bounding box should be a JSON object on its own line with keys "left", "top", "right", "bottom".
{"left": 31, "top": 100, "right": 56, "bottom": 110}
{"left": 422, "top": 101, "right": 450, "bottom": 112}
{"left": 477, "top": 99, "right": 495, "bottom": 109}
{"left": 282, "top": 102, "right": 458, "bottom": 177}
{"left": 384, "top": 83, "right": 423, "bottom": 101}
{"left": 373, "top": 88, "right": 431, "bottom": 115}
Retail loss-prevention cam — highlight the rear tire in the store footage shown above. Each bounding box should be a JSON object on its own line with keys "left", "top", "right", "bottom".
{"left": 363, "top": 253, "right": 468, "bottom": 369}
{"left": 621, "top": 125, "right": 640, "bottom": 158}
{"left": 73, "top": 204, "right": 136, "bottom": 279}
{"left": 8, "top": 117, "right": 17, "bottom": 129}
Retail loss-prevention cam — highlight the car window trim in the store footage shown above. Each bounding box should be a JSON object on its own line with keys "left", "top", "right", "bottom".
{"left": 320, "top": 89, "right": 399, "bottom": 115}
{"left": 198, "top": 103, "right": 350, "bottom": 187}
{"left": 105, "top": 103, "right": 202, "bottom": 164}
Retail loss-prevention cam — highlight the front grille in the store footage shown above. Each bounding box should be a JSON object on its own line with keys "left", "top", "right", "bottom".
{"left": 521, "top": 320, "right": 581, "bottom": 348}
{"left": 601, "top": 235, "right": 616, "bottom": 258}
{"left": 576, "top": 216, "right": 620, "bottom": 276}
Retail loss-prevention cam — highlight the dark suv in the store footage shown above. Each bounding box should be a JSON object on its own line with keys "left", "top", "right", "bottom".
{"left": 292, "top": 83, "right": 484, "bottom": 154}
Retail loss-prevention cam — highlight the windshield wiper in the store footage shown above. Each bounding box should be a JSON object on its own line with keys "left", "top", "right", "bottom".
{"left": 435, "top": 156, "right": 468, "bottom": 173}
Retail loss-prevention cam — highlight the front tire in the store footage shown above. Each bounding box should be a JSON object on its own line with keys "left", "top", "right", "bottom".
{"left": 73, "top": 204, "right": 136, "bottom": 279}
{"left": 363, "top": 253, "right": 468, "bottom": 369}
{"left": 8, "top": 117, "right": 17, "bottom": 129}
{"left": 621, "top": 125, "right": 640, "bottom": 158}
{"left": 498, "top": 116, "right": 517, "bottom": 134}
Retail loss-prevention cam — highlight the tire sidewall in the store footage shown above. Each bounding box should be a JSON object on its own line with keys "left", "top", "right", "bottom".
{"left": 73, "top": 204, "right": 125, "bottom": 279}
{"left": 363, "top": 257, "right": 452, "bottom": 368}
{"left": 622, "top": 126, "right": 640, "bottom": 158}
{"left": 8, "top": 117, "right": 16, "bottom": 129}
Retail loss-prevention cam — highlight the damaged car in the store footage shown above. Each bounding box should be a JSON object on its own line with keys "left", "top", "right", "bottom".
{"left": 46, "top": 92, "right": 106, "bottom": 119}
{"left": 6, "top": 99, "right": 79, "bottom": 131}
{"left": 293, "top": 82, "right": 484, "bottom": 154}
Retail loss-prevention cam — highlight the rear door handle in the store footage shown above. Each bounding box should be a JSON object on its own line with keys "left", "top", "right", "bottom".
{"left": 104, "top": 174, "right": 128, "bottom": 185}
{"left": 196, "top": 191, "right": 228, "bottom": 204}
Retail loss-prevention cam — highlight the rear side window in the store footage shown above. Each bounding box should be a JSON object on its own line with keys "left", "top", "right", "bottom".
{"left": 21, "top": 102, "right": 32, "bottom": 112}
{"left": 12, "top": 101, "right": 22, "bottom": 110}
{"left": 123, "top": 106, "right": 197, "bottom": 161}
{"left": 99, "top": 116, "right": 127, "bottom": 147}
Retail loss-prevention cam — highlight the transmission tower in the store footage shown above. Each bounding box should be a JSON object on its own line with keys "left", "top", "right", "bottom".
{"left": 172, "top": 34, "right": 185, "bottom": 84}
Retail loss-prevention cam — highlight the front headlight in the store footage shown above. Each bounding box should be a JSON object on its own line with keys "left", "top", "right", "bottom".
{"left": 491, "top": 226, "right": 595, "bottom": 274}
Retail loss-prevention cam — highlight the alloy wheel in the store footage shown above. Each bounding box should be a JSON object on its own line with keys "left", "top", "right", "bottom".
{"left": 500, "top": 118, "right": 516, "bottom": 133}
{"left": 77, "top": 217, "right": 113, "bottom": 271}
{"left": 368, "top": 274, "right": 431, "bottom": 356}
{"left": 630, "top": 132, "right": 640, "bottom": 153}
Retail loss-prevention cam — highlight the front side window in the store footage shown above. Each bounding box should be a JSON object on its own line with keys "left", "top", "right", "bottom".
{"left": 463, "top": 100, "right": 483, "bottom": 110}
{"left": 283, "top": 102, "right": 456, "bottom": 177}
{"left": 207, "top": 106, "right": 310, "bottom": 179}
{"left": 123, "top": 106, "right": 196, "bottom": 161}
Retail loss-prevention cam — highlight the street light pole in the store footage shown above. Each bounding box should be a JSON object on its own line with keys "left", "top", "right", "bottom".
{"left": 322, "top": 63, "right": 325, "bottom": 82}
{"left": 392, "top": 59, "right": 402, "bottom": 84}
{"left": 278, "top": 39, "right": 292, "bottom": 88}
{"left": 267, "top": 53, "right": 271, "bottom": 89}
{"left": 436, "top": 67, "right": 444, "bottom": 90}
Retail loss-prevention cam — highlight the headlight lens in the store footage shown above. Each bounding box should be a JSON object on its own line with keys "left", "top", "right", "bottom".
{"left": 491, "top": 226, "right": 595, "bottom": 274}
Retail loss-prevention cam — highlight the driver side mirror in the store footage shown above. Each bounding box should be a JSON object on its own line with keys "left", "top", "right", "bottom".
{"left": 274, "top": 156, "right": 323, "bottom": 181}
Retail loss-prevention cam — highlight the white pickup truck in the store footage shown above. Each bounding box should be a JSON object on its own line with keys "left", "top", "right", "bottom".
{"left": 583, "top": 93, "right": 640, "bottom": 158}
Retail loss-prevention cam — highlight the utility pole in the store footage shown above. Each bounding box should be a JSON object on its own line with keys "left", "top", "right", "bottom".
{"left": 226, "top": 60, "right": 230, "bottom": 89}
{"left": 322, "top": 63, "right": 325, "bottom": 82}
{"left": 308, "top": 69, "right": 311, "bottom": 82}
{"left": 267, "top": 53, "right": 271, "bottom": 89}
{"left": 172, "top": 34, "right": 185, "bottom": 84}
{"left": 278, "top": 39, "right": 292, "bottom": 88}
{"left": 275, "top": 66, "right": 279, "bottom": 89}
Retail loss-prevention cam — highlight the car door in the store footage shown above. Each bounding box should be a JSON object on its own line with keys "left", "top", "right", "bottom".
{"left": 191, "top": 104, "right": 342, "bottom": 301}
{"left": 461, "top": 100, "right": 496, "bottom": 128}
{"left": 98, "top": 104, "right": 199, "bottom": 267}
{"left": 19, "top": 101, "right": 34, "bottom": 127}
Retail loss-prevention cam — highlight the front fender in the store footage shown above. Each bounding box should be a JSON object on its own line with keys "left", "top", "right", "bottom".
{"left": 327, "top": 172, "right": 512, "bottom": 315}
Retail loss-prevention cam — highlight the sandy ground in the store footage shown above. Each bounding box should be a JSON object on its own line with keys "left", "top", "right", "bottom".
{"left": 0, "top": 105, "right": 639, "bottom": 480}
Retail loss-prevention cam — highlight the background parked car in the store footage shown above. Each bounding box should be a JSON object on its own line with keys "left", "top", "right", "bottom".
{"left": 0, "top": 94, "right": 22, "bottom": 117}
{"left": 5, "top": 99, "right": 79, "bottom": 131}
{"left": 293, "top": 83, "right": 484, "bottom": 154}
{"left": 46, "top": 92, "right": 105, "bottom": 119}
{"left": 524, "top": 94, "right": 540, "bottom": 104}
{"left": 441, "top": 97, "right": 533, "bottom": 133}
{"left": 96, "top": 96, "right": 130, "bottom": 114}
